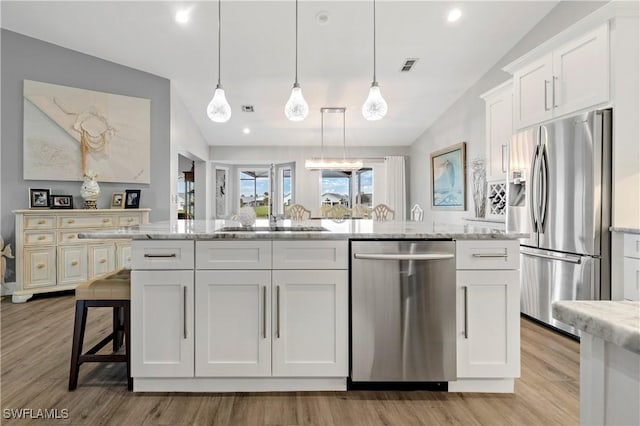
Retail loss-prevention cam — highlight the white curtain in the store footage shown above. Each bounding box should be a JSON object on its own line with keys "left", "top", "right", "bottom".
{"left": 384, "top": 156, "right": 406, "bottom": 220}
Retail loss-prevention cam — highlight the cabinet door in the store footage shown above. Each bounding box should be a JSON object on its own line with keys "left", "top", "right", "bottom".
{"left": 552, "top": 23, "right": 609, "bottom": 116}
{"left": 116, "top": 243, "right": 132, "bottom": 270}
{"left": 457, "top": 270, "right": 520, "bottom": 378}
{"left": 272, "top": 270, "right": 348, "bottom": 377}
{"left": 88, "top": 243, "right": 116, "bottom": 278}
{"left": 623, "top": 258, "right": 640, "bottom": 301}
{"left": 131, "top": 270, "right": 194, "bottom": 377}
{"left": 195, "top": 271, "right": 271, "bottom": 377}
{"left": 23, "top": 246, "right": 56, "bottom": 289}
{"left": 485, "top": 87, "right": 512, "bottom": 180}
{"left": 513, "top": 54, "right": 553, "bottom": 129}
{"left": 57, "top": 245, "right": 88, "bottom": 285}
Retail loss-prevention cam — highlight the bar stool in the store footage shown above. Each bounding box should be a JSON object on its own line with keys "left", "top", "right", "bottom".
{"left": 69, "top": 269, "right": 132, "bottom": 391}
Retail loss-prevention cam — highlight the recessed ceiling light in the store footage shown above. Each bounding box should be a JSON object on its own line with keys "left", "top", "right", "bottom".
{"left": 175, "top": 9, "right": 190, "bottom": 24}
{"left": 447, "top": 8, "right": 462, "bottom": 23}
{"left": 243, "top": 128, "right": 251, "bottom": 135}
{"left": 315, "top": 11, "right": 329, "bottom": 25}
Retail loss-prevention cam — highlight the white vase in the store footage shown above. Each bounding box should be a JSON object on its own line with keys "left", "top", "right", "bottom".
{"left": 237, "top": 207, "right": 257, "bottom": 227}
{"left": 80, "top": 172, "right": 100, "bottom": 208}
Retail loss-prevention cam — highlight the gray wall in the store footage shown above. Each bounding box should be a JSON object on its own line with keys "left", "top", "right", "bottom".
{"left": 409, "top": 1, "right": 607, "bottom": 224}
{"left": 1, "top": 29, "right": 171, "bottom": 282}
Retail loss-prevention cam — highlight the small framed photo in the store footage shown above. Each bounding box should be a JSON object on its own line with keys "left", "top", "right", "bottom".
{"left": 29, "top": 188, "right": 50, "bottom": 209}
{"left": 111, "top": 192, "right": 125, "bottom": 209}
{"left": 50, "top": 194, "right": 74, "bottom": 209}
{"left": 124, "top": 190, "right": 141, "bottom": 209}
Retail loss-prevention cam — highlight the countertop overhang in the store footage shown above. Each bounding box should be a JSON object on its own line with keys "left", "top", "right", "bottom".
{"left": 79, "top": 219, "right": 527, "bottom": 241}
{"left": 552, "top": 301, "right": 640, "bottom": 354}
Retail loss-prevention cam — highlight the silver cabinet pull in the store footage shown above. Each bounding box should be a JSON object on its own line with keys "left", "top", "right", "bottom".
{"left": 262, "top": 286, "right": 267, "bottom": 339}
{"left": 552, "top": 76, "right": 558, "bottom": 108}
{"left": 463, "top": 286, "right": 469, "bottom": 339}
{"left": 544, "top": 80, "right": 550, "bottom": 111}
{"left": 276, "top": 285, "right": 281, "bottom": 339}
{"left": 353, "top": 253, "right": 454, "bottom": 261}
{"left": 183, "top": 286, "right": 187, "bottom": 339}
{"left": 472, "top": 253, "right": 508, "bottom": 258}
{"left": 144, "top": 253, "right": 177, "bottom": 258}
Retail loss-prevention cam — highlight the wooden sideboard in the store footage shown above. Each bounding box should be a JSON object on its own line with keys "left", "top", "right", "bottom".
{"left": 12, "top": 208, "right": 150, "bottom": 303}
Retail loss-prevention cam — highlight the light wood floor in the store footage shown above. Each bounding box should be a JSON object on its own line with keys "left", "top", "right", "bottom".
{"left": 1, "top": 293, "right": 579, "bottom": 425}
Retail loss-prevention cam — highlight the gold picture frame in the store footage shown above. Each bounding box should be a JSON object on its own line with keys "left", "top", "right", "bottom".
{"left": 111, "top": 192, "right": 125, "bottom": 209}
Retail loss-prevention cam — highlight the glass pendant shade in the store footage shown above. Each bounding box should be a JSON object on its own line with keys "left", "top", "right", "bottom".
{"left": 207, "top": 85, "right": 231, "bottom": 123}
{"left": 362, "top": 83, "right": 388, "bottom": 121}
{"left": 284, "top": 84, "right": 309, "bottom": 122}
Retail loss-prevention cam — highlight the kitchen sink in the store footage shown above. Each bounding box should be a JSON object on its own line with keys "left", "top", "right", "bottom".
{"left": 216, "top": 226, "right": 328, "bottom": 232}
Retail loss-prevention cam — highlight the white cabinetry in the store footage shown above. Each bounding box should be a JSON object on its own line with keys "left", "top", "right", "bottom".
{"left": 481, "top": 80, "right": 512, "bottom": 181}
{"left": 12, "top": 209, "right": 150, "bottom": 303}
{"left": 272, "top": 269, "right": 348, "bottom": 377}
{"left": 131, "top": 270, "right": 194, "bottom": 377}
{"left": 511, "top": 23, "right": 609, "bottom": 129}
{"left": 623, "top": 234, "right": 640, "bottom": 301}
{"left": 450, "top": 240, "right": 520, "bottom": 393}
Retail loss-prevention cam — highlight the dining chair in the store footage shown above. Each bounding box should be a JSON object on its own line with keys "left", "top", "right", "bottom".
{"left": 410, "top": 204, "right": 424, "bottom": 221}
{"left": 285, "top": 204, "right": 312, "bottom": 220}
{"left": 372, "top": 204, "right": 395, "bottom": 221}
{"left": 326, "top": 205, "right": 351, "bottom": 220}
{"left": 352, "top": 204, "right": 371, "bottom": 219}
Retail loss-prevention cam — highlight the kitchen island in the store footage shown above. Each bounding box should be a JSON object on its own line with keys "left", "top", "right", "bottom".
{"left": 553, "top": 301, "right": 640, "bottom": 426}
{"left": 82, "top": 219, "right": 527, "bottom": 393}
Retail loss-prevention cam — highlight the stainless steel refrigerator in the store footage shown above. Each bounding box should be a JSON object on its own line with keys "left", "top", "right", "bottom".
{"left": 507, "top": 109, "right": 611, "bottom": 336}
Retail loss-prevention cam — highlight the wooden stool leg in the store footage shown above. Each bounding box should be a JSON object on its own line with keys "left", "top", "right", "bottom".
{"left": 69, "top": 300, "right": 87, "bottom": 391}
{"left": 124, "top": 301, "right": 133, "bottom": 391}
{"left": 113, "top": 306, "right": 124, "bottom": 352}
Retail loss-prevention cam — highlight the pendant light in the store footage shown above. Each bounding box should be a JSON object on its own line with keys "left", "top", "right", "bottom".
{"left": 362, "top": 0, "right": 388, "bottom": 121}
{"left": 207, "top": 0, "right": 231, "bottom": 123}
{"left": 284, "top": 0, "right": 309, "bottom": 121}
{"left": 305, "top": 108, "right": 364, "bottom": 170}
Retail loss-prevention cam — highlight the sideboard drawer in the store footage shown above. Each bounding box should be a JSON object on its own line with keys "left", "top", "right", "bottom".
{"left": 118, "top": 215, "right": 141, "bottom": 226}
{"left": 58, "top": 231, "right": 82, "bottom": 244}
{"left": 456, "top": 240, "right": 520, "bottom": 270}
{"left": 196, "top": 241, "right": 272, "bottom": 270}
{"left": 24, "top": 231, "right": 56, "bottom": 245}
{"left": 24, "top": 216, "right": 55, "bottom": 229}
{"left": 59, "top": 215, "right": 115, "bottom": 228}
{"left": 132, "top": 240, "right": 194, "bottom": 270}
{"left": 273, "top": 240, "right": 348, "bottom": 270}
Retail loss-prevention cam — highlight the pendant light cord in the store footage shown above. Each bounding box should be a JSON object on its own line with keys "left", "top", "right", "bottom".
{"left": 320, "top": 110, "right": 325, "bottom": 161}
{"left": 342, "top": 110, "right": 347, "bottom": 161}
{"left": 372, "top": 0, "right": 377, "bottom": 84}
{"left": 295, "top": 0, "right": 299, "bottom": 85}
{"left": 217, "top": 0, "right": 222, "bottom": 87}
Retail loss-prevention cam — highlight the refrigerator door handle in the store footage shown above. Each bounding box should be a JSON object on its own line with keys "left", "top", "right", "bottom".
{"left": 539, "top": 127, "right": 549, "bottom": 232}
{"left": 521, "top": 248, "right": 582, "bottom": 264}
{"left": 529, "top": 142, "right": 540, "bottom": 233}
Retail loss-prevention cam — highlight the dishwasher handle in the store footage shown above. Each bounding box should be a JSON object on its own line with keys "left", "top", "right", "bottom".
{"left": 353, "top": 253, "right": 454, "bottom": 261}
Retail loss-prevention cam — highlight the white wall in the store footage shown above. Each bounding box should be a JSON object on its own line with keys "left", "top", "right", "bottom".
{"left": 409, "top": 1, "right": 607, "bottom": 224}
{"left": 210, "top": 145, "right": 408, "bottom": 215}
{"left": 170, "top": 85, "right": 211, "bottom": 220}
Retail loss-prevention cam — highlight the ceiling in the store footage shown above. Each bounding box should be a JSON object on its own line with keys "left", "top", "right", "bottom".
{"left": 1, "top": 1, "right": 558, "bottom": 147}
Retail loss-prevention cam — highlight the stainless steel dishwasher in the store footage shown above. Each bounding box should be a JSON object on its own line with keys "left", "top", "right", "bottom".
{"left": 351, "top": 240, "right": 456, "bottom": 382}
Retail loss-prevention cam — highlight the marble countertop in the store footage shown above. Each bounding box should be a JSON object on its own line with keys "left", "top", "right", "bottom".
{"left": 610, "top": 226, "right": 640, "bottom": 235}
{"left": 80, "top": 219, "right": 528, "bottom": 241}
{"left": 552, "top": 301, "right": 640, "bottom": 354}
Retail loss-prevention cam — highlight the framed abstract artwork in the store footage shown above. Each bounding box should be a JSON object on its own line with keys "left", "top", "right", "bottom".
{"left": 23, "top": 80, "right": 151, "bottom": 183}
{"left": 430, "top": 142, "right": 467, "bottom": 210}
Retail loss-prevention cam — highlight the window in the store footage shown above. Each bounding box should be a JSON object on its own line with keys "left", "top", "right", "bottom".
{"left": 239, "top": 169, "right": 270, "bottom": 217}
{"left": 320, "top": 168, "right": 373, "bottom": 209}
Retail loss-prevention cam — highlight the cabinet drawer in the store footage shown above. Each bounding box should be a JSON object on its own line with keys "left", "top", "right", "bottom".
{"left": 59, "top": 215, "right": 115, "bottom": 228}
{"left": 118, "top": 215, "right": 141, "bottom": 227}
{"left": 273, "top": 241, "right": 348, "bottom": 270}
{"left": 24, "top": 231, "right": 55, "bottom": 245}
{"left": 624, "top": 234, "right": 640, "bottom": 260}
{"left": 623, "top": 257, "right": 640, "bottom": 301}
{"left": 196, "top": 241, "right": 271, "bottom": 270}
{"left": 132, "top": 240, "right": 194, "bottom": 270}
{"left": 58, "top": 230, "right": 82, "bottom": 244}
{"left": 24, "top": 216, "right": 55, "bottom": 229}
{"left": 456, "top": 240, "right": 520, "bottom": 270}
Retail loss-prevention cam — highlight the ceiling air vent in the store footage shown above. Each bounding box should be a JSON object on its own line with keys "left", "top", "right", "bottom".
{"left": 400, "top": 58, "right": 419, "bottom": 72}
{"left": 241, "top": 105, "right": 254, "bottom": 112}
